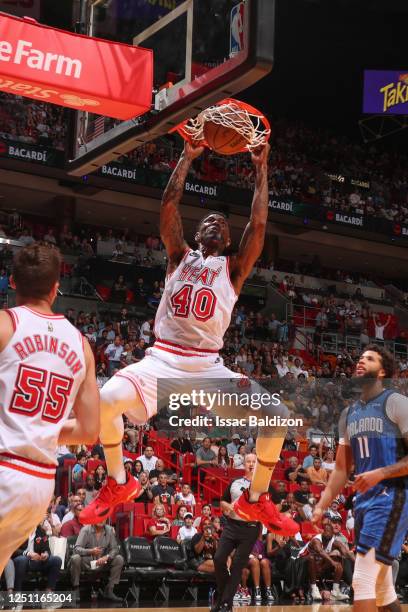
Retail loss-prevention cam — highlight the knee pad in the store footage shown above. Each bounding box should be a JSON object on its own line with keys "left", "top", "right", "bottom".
{"left": 376, "top": 563, "right": 397, "bottom": 607}
{"left": 352, "top": 549, "right": 382, "bottom": 601}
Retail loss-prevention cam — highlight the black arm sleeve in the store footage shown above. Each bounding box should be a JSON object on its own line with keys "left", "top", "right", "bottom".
{"left": 222, "top": 482, "right": 233, "bottom": 503}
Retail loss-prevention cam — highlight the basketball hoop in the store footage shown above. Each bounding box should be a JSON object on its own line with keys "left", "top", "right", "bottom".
{"left": 171, "top": 98, "right": 271, "bottom": 153}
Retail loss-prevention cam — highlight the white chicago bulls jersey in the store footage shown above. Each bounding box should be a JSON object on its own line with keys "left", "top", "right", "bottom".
{"left": 0, "top": 306, "right": 86, "bottom": 472}
{"left": 154, "top": 249, "right": 237, "bottom": 352}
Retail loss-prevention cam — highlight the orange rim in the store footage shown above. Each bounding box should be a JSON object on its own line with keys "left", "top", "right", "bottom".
{"left": 169, "top": 97, "right": 271, "bottom": 152}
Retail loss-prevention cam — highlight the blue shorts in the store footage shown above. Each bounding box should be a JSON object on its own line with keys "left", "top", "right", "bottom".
{"left": 354, "top": 487, "right": 408, "bottom": 565}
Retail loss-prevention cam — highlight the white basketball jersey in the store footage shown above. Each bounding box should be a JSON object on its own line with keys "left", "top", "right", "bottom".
{"left": 0, "top": 306, "right": 86, "bottom": 468}
{"left": 154, "top": 249, "right": 237, "bottom": 351}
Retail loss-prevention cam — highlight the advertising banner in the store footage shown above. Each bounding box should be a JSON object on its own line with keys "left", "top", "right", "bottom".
{"left": 0, "top": 12, "right": 153, "bottom": 119}
{"left": 363, "top": 70, "right": 408, "bottom": 115}
{"left": 0, "top": 138, "right": 63, "bottom": 165}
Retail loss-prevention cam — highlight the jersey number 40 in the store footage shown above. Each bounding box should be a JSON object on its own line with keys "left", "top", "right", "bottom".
{"left": 171, "top": 284, "right": 216, "bottom": 322}
{"left": 8, "top": 364, "right": 74, "bottom": 423}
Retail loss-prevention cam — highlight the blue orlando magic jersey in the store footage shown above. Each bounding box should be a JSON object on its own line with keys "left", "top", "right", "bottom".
{"left": 346, "top": 389, "right": 408, "bottom": 501}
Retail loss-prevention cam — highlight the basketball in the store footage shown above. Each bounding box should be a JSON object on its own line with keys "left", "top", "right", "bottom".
{"left": 203, "top": 120, "right": 249, "bottom": 155}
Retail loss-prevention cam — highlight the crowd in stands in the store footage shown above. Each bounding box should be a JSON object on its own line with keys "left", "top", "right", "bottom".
{"left": 5, "top": 426, "right": 408, "bottom": 605}
{"left": 0, "top": 93, "right": 67, "bottom": 151}
{"left": 2, "top": 93, "right": 408, "bottom": 226}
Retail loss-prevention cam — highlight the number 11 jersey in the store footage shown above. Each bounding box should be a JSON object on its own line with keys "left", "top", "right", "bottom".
{"left": 0, "top": 306, "right": 86, "bottom": 471}
{"left": 154, "top": 249, "right": 238, "bottom": 352}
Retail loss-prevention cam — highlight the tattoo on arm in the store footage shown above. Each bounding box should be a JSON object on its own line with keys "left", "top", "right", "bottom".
{"left": 160, "top": 156, "right": 191, "bottom": 264}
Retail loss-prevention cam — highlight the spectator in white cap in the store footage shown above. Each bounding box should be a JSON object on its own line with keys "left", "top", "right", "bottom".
{"left": 177, "top": 513, "right": 197, "bottom": 543}
{"left": 226, "top": 434, "right": 241, "bottom": 457}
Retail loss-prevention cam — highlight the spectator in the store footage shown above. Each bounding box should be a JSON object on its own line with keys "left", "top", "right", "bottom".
{"left": 217, "top": 445, "right": 230, "bottom": 468}
{"left": 321, "top": 448, "right": 336, "bottom": 473}
{"left": 135, "top": 471, "right": 154, "bottom": 503}
{"left": 111, "top": 275, "right": 127, "bottom": 303}
{"left": 145, "top": 504, "right": 171, "bottom": 540}
{"left": 60, "top": 503, "right": 84, "bottom": 537}
{"left": 94, "top": 464, "right": 107, "bottom": 490}
{"left": 244, "top": 533, "right": 275, "bottom": 604}
{"left": 330, "top": 517, "right": 349, "bottom": 547}
{"left": 62, "top": 494, "right": 81, "bottom": 525}
{"left": 226, "top": 434, "right": 241, "bottom": 457}
{"left": 170, "top": 431, "right": 194, "bottom": 456}
{"left": 70, "top": 521, "right": 124, "bottom": 602}
{"left": 177, "top": 513, "right": 198, "bottom": 544}
{"left": 149, "top": 458, "right": 177, "bottom": 486}
{"left": 285, "top": 456, "right": 308, "bottom": 484}
{"left": 293, "top": 480, "right": 315, "bottom": 521}
{"left": 14, "top": 521, "right": 62, "bottom": 595}
{"left": 133, "top": 338, "right": 146, "bottom": 361}
{"left": 233, "top": 444, "right": 247, "bottom": 469}
{"left": 172, "top": 505, "right": 189, "bottom": 526}
{"left": 274, "top": 481, "right": 288, "bottom": 503}
{"left": 302, "top": 445, "right": 319, "bottom": 469}
{"left": 137, "top": 446, "right": 158, "bottom": 474}
{"left": 72, "top": 451, "right": 87, "bottom": 483}
{"left": 133, "top": 460, "right": 144, "bottom": 480}
{"left": 193, "top": 504, "right": 212, "bottom": 529}
{"left": 373, "top": 313, "right": 391, "bottom": 341}
{"left": 104, "top": 335, "right": 124, "bottom": 376}
{"left": 151, "top": 472, "right": 175, "bottom": 505}
{"left": 306, "top": 457, "right": 328, "bottom": 485}
{"left": 196, "top": 436, "right": 217, "bottom": 467}
{"left": 140, "top": 317, "right": 154, "bottom": 344}
{"left": 0, "top": 268, "right": 8, "bottom": 295}
{"left": 325, "top": 500, "right": 342, "bottom": 521}
{"left": 189, "top": 522, "right": 217, "bottom": 573}
{"left": 175, "top": 483, "right": 196, "bottom": 506}
{"left": 300, "top": 519, "right": 348, "bottom": 601}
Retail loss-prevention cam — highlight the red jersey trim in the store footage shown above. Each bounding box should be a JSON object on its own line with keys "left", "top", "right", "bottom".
{"left": 5, "top": 309, "right": 17, "bottom": 332}
{"left": 0, "top": 451, "right": 56, "bottom": 469}
{"left": 21, "top": 306, "right": 65, "bottom": 319}
{"left": 0, "top": 461, "right": 55, "bottom": 479}
{"left": 154, "top": 344, "right": 210, "bottom": 358}
{"left": 155, "top": 338, "right": 219, "bottom": 354}
{"left": 115, "top": 373, "right": 149, "bottom": 422}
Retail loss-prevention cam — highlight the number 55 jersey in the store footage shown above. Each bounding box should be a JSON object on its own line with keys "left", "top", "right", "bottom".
{"left": 0, "top": 306, "right": 85, "bottom": 474}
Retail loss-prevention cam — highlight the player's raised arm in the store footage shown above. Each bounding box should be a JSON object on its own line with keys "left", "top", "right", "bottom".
{"left": 58, "top": 338, "right": 100, "bottom": 445}
{"left": 229, "top": 143, "right": 270, "bottom": 294}
{"left": 160, "top": 141, "right": 204, "bottom": 273}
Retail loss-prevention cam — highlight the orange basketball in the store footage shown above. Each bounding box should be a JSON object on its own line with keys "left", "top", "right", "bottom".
{"left": 203, "top": 120, "right": 249, "bottom": 155}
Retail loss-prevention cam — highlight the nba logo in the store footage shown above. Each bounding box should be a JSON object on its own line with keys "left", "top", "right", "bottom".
{"left": 230, "top": 2, "right": 245, "bottom": 57}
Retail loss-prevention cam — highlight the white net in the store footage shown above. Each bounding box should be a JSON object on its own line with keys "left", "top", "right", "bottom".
{"left": 180, "top": 100, "right": 270, "bottom": 150}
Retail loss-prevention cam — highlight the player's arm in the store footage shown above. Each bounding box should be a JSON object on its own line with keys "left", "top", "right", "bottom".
{"left": 309, "top": 538, "right": 337, "bottom": 567}
{"left": 229, "top": 144, "right": 270, "bottom": 294}
{"left": 58, "top": 339, "right": 100, "bottom": 445}
{"left": 0, "top": 309, "right": 15, "bottom": 351}
{"left": 160, "top": 141, "right": 204, "bottom": 274}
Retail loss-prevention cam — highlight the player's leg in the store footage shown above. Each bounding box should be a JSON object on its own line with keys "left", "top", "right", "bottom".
{"left": 376, "top": 562, "right": 400, "bottom": 612}
{"left": 80, "top": 374, "right": 146, "bottom": 524}
{"left": 353, "top": 548, "right": 386, "bottom": 612}
{"left": 0, "top": 468, "right": 53, "bottom": 575}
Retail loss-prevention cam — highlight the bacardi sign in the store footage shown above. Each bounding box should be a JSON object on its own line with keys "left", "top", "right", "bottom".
{"left": 0, "top": 13, "right": 153, "bottom": 119}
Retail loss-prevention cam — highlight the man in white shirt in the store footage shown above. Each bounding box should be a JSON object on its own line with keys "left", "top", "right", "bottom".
{"left": 275, "top": 357, "right": 289, "bottom": 378}
{"left": 140, "top": 318, "right": 154, "bottom": 344}
{"left": 105, "top": 335, "right": 124, "bottom": 376}
{"left": 177, "top": 513, "right": 197, "bottom": 543}
{"left": 373, "top": 313, "right": 391, "bottom": 341}
{"left": 137, "top": 446, "right": 158, "bottom": 474}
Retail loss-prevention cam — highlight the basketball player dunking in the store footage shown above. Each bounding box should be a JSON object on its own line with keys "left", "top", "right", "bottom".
{"left": 313, "top": 344, "right": 408, "bottom": 612}
{"left": 81, "top": 142, "right": 297, "bottom": 536}
{"left": 0, "top": 243, "right": 100, "bottom": 576}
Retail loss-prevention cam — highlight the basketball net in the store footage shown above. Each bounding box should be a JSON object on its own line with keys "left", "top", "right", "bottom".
{"left": 175, "top": 98, "right": 271, "bottom": 152}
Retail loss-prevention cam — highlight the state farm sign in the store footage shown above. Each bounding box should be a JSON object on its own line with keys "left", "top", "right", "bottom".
{"left": 0, "top": 13, "right": 153, "bottom": 120}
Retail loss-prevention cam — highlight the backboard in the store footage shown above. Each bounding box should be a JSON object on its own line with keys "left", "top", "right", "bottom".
{"left": 67, "top": 0, "right": 275, "bottom": 176}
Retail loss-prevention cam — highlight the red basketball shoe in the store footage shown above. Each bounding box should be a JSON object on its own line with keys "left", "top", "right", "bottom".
{"left": 80, "top": 474, "right": 141, "bottom": 524}
{"left": 233, "top": 489, "right": 299, "bottom": 535}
